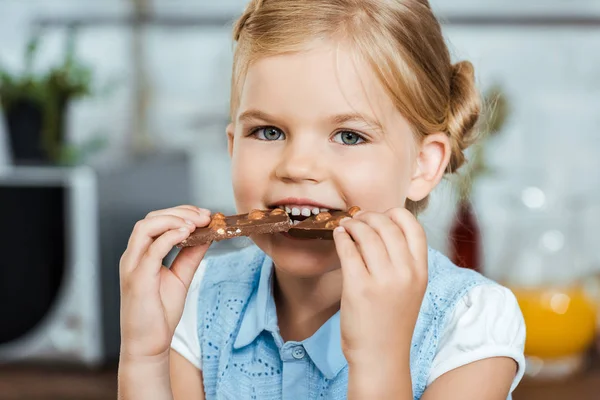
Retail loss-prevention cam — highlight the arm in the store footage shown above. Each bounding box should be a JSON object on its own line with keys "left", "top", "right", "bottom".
{"left": 170, "top": 350, "right": 206, "bottom": 400}
{"left": 337, "top": 209, "right": 524, "bottom": 400}
{"left": 118, "top": 205, "right": 211, "bottom": 400}
{"left": 422, "top": 357, "right": 516, "bottom": 400}
{"left": 347, "top": 356, "right": 516, "bottom": 400}
{"left": 335, "top": 209, "right": 428, "bottom": 400}
{"left": 117, "top": 350, "right": 207, "bottom": 400}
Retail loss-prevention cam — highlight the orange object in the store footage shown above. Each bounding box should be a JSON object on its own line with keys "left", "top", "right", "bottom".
{"left": 512, "top": 285, "right": 597, "bottom": 360}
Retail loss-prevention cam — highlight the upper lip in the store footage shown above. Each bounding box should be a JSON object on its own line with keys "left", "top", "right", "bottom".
{"left": 269, "top": 197, "right": 340, "bottom": 210}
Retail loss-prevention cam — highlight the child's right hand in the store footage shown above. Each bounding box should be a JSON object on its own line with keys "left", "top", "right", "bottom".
{"left": 119, "top": 205, "right": 211, "bottom": 360}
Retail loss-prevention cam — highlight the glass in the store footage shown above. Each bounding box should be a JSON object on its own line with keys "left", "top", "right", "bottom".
{"left": 494, "top": 183, "right": 598, "bottom": 379}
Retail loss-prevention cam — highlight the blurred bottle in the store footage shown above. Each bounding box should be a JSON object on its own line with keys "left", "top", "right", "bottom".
{"left": 449, "top": 200, "right": 481, "bottom": 272}
{"left": 497, "top": 185, "right": 598, "bottom": 380}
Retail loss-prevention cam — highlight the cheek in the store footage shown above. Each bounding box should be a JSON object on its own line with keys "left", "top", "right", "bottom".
{"left": 231, "top": 142, "right": 273, "bottom": 208}
{"left": 336, "top": 148, "right": 411, "bottom": 210}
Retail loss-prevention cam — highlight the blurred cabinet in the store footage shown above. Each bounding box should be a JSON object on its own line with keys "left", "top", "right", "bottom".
{"left": 0, "top": 152, "right": 191, "bottom": 367}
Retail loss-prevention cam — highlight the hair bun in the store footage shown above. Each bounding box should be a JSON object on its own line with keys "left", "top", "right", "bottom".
{"left": 446, "top": 61, "right": 481, "bottom": 173}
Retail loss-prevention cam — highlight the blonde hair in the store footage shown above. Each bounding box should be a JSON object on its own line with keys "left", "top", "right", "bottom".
{"left": 231, "top": 0, "right": 481, "bottom": 213}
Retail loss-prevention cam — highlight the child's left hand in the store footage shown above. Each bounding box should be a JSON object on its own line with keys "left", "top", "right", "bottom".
{"left": 333, "top": 208, "right": 428, "bottom": 375}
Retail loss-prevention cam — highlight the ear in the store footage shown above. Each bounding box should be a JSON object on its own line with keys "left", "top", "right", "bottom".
{"left": 226, "top": 123, "right": 235, "bottom": 158}
{"left": 406, "top": 132, "right": 452, "bottom": 202}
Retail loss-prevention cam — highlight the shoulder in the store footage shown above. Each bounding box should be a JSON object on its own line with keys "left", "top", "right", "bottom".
{"left": 426, "top": 247, "right": 487, "bottom": 283}
{"left": 454, "top": 284, "right": 524, "bottom": 328}
{"left": 424, "top": 247, "right": 492, "bottom": 313}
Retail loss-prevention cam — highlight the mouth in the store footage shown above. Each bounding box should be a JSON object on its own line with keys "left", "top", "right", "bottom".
{"left": 268, "top": 199, "right": 342, "bottom": 225}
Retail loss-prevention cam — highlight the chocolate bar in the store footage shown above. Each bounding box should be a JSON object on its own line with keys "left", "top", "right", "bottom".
{"left": 287, "top": 206, "right": 361, "bottom": 240}
{"left": 178, "top": 208, "right": 291, "bottom": 247}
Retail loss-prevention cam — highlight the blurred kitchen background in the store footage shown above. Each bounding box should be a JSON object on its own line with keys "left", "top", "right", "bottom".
{"left": 0, "top": 0, "right": 599, "bottom": 398}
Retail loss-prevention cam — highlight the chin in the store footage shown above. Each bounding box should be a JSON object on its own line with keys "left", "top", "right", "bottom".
{"left": 251, "top": 233, "right": 340, "bottom": 277}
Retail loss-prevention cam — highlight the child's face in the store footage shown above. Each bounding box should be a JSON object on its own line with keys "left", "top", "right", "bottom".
{"left": 228, "top": 42, "right": 427, "bottom": 276}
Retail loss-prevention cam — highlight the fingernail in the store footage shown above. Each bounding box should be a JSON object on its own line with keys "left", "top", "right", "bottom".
{"left": 179, "top": 226, "right": 190, "bottom": 232}
{"left": 339, "top": 217, "right": 351, "bottom": 224}
{"left": 185, "top": 219, "right": 194, "bottom": 226}
{"left": 198, "top": 207, "right": 210, "bottom": 214}
{"left": 353, "top": 210, "right": 364, "bottom": 217}
{"left": 334, "top": 226, "right": 346, "bottom": 234}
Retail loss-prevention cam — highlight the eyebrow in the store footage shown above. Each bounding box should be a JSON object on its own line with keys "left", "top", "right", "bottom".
{"left": 238, "top": 109, "right": 385, "bottom": 133}
{"left": 330, "top": 113, "right": 385, "bottom": 133}
{"left": 238, "top": 109, "right": 280, "bottom": 124}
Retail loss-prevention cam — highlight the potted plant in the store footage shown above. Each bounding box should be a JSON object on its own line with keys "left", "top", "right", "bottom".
{"left": 0, "top": 29, "right": 95, "bottom": 165}
{"left": 449, "top": 85, "right": 509, "bottom": 271}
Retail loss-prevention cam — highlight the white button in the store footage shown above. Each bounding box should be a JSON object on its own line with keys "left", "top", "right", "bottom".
{"left": 292, "top": 346, "right": 305, "bottom": 360}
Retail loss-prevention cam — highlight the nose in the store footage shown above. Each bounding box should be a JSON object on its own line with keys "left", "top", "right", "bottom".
{"left": 275, "top": 137, "right": 324, "bottom": 183}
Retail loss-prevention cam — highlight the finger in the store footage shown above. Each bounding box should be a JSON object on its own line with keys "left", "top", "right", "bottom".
{"left": 122, "top": 215, "right": 206, "bottom": 277}
{"left": 333, "top": 226, "right": 368, "bottom": 285}
{"left": 146, "top": 207, "right": 210, "bottom": 226}
{"left": 137, "top": 227, "right": 193, "bottom": 277}
{"left": 352, "top": 211, "right": 412, "bottom": 269}
{"left": 339, "top": 217, "right": 390, "bottom": 275}
{"left": 162, "top": 204, "right": 209, "bottom": 215}
{"left": 386, "top": 208, "right": 427, "bottom": 265}
{"left": 170, "top": 244, "right": 210, "bottom": 290}
{"left": 175, "top": 205, "right": 210, "bottom": 214}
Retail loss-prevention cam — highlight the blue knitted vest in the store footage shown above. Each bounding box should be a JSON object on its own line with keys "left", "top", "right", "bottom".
{"left": 196, "top": 245, "right": 491, "bottom": 399}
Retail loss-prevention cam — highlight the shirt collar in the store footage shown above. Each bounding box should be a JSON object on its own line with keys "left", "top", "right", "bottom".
{"left": 233, "top": 254, "right": 277, "bottom": 349}
{"left": 232, "top": 254, "right": 347, "bottom": 379}
{"left": 303, "top": 311, "right": 347, "bottom": 379}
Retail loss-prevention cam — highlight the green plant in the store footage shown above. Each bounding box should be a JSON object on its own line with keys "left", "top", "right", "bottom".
{"left": 0, "top": 28, "right": 100, "bottom": 164}
{"left": 456, "top": 84, "right": 510, "bottom": 199}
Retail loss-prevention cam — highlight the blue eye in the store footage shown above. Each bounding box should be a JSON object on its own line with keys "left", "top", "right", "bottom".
{"left": 333, "top": 131, "right": 365, "bottom": 145}
{"left": 253, "top": 126, "right": 285, "bottom": 141}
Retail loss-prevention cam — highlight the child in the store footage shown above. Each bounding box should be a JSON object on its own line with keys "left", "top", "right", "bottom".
{"left": 118, "top": 0, "right": 526, "bottom": 399}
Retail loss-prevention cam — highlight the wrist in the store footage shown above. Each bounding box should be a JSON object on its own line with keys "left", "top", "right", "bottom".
{"left": 118, "top": 348, "right": 173, "bottom": 400}
{"left": 119, "top": 346, "right": 171, "bottom": 365}
{"left": 347, "top": 351, "right": 412, "bottom": 400}
{"left": 345, "top": 340, "right": 410, "bottom": 369}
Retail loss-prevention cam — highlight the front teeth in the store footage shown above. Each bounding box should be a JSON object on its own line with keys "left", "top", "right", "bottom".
{"left": 277, "top": 205, "right": 331, "bottom": 216}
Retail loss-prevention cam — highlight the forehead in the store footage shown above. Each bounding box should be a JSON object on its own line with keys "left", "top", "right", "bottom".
{"left": 237, "top": 41, "right": 398, "bottom": 126}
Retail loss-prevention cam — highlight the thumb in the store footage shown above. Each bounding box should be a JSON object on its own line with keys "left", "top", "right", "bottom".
{"left": 170, "top": 244, "right": 210, "bottom": 289}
